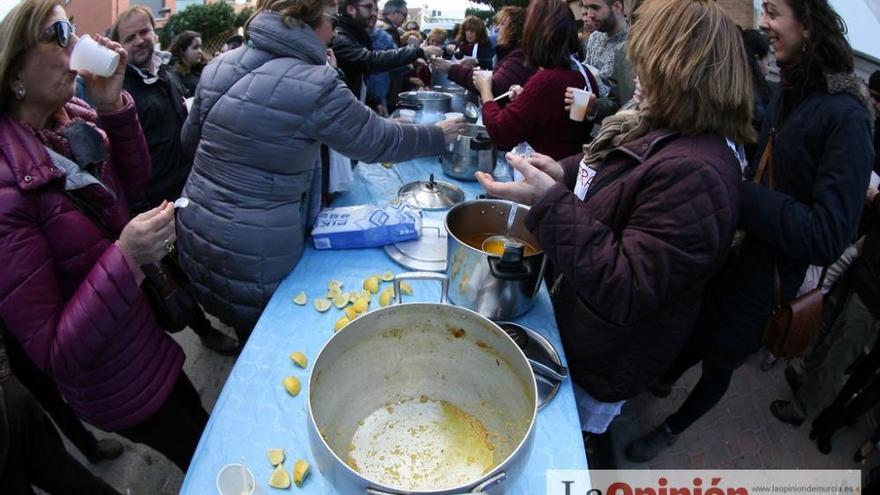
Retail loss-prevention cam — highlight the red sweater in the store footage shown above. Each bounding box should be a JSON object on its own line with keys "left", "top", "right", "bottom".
{"left": 481, "top": 67, "right": 595, "bottom": 160}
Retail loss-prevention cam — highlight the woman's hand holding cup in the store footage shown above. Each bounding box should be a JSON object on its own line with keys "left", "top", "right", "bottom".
{"left": 75, "top": 35, "right": 127, "bottom": 113}
{"left": 119, "top": 201, "right": 176, "bottom": 266}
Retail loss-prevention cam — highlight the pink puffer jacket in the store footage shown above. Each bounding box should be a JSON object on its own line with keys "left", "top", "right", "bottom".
{"left": 0, "top": 95, "right": 184, "bottom": 431}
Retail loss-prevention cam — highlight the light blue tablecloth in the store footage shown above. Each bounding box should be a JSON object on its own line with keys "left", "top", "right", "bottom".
{"left": 180, "top": 157, "right": 587, "bottom": 494}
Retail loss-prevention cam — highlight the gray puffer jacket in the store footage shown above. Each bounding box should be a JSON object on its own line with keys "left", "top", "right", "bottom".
{"left": 177, "top": 12, "right": 445, "bottom": 338}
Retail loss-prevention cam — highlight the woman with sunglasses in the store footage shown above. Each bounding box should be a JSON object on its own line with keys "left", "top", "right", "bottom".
{"left": 0, "top": 0, "right": 208, "bottom": 475}
{"left": 177, "top": 0, "right": 465, "bottom": 341}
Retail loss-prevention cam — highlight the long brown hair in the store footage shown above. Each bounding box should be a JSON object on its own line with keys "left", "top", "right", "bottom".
{"left": 169, "top": 30, "right": 201, "bottom": 76}
{"left": 495, "top": 6, "right": 525, "bottom": 53}
{"left": 521, "top": 0, "right": 581, "bottom": 69}
{"left": 785, "top": 0, "right": 853, "bottom": 75}
{"left": 628, "top": 0, "right": 755, "bottom": 143}
{"left": 0, "top": 0, "right": 63, "bottom": 111}
{"left": 456, "top": 16, "right": 488, "bottom": 46}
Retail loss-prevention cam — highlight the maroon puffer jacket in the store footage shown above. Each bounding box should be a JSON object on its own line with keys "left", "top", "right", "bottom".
{"left": 0, "top": 96, "right": 184, "bottom": 431}
{"left": 525, "top": 129, "right": 742, "bottom": 402}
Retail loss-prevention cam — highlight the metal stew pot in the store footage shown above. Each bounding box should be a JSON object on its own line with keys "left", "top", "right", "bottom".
{"left": 308, "top": 273, "right": 538, "bottom": 495}
{"left": 441, "top": 124, "right": 497, "bottom": 181}
{"left": 445, "top": 200, "right": 546, "bottom": 320}
{"left": 396, "top": 91, "right": 453, "bottom": 125}
{"left": 432, "top": 85, "right": 481, "bottom": 122}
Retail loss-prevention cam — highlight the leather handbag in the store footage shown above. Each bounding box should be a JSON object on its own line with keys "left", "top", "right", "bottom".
{"left": 62, "top": 190, "right": 196, "bottom": 333}
{"left": 754, "top": 133, "right": 828, "bottom": 358}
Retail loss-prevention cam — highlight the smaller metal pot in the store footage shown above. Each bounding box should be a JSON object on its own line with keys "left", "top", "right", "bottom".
{"left": 441, "top": 124, "right": 496, "bottom": 180}
{"left": 445, "top": 200, "right": 546, "bottom": 320}
{"left": 396, "top": 91, "right": 452, "bottom": 125}
{"left": 433, "top": 85, "right": 481, "bottom": 122}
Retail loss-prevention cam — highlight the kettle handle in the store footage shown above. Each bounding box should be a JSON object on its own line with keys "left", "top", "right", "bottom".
{"left": 393, "top": 271, "right": 448, "bottom": 305}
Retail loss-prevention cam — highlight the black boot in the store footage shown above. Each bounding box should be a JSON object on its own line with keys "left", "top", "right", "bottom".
{"left": 770, "top": 400, "right": 806, "bottom": 426}
{"left": 625, "top": 424, "right": 678, "bottom": 462}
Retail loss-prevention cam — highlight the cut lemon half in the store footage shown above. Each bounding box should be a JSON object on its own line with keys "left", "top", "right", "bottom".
{"left": 293, "top": 459, "right": 310, "bottom": 487}
{"left": 313, "top": 298, "right": 332, "bottom": 312}
{"left": 282, "top": 376, "right": 301, "bottom": 397}
{"left": 289, "top": 352, "right": 307, "bottom": 368}
{"left": 266, "top": 448, "right": 285, "bottom": 466}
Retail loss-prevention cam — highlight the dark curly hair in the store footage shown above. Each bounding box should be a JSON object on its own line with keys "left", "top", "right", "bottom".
{"left": 495, "top": 6, "right": 525, "bottom": 55}
{"left": 786, "top": 0, "right": 853, "bottom": 74}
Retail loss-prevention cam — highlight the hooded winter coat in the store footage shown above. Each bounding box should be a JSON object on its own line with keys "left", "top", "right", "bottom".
{"left": 177, "top": 12, "right": 445, "bottom": 337}
{"left": 0, "top": 96, "right": 184, "bottom": 432}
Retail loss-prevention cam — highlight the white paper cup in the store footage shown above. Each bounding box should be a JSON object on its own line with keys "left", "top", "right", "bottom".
{"left": 70, "top": 35, "right": 120, "bottom": 77}
{"left": 444, "top": 112, "right": 463, "bottom": 120}
{"left": 871, "top": 171, "right": 880, "bottom": 190}
{"left": 216, "top": 464, "right": 256, "bottom": 495}
{"left": 569, "top": 88, "right": 591, "bottom": 122}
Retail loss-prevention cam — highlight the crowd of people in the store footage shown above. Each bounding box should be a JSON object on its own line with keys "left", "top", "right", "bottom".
{"left": 0, "top": 0, "right": 877, "bottom": 492}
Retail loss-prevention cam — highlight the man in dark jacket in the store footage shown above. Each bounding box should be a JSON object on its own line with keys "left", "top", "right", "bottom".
{"left": 111, "top": 6, "right": 238, "bottom": 355}
{"left": 376, "top": 0, "right": 407, "bottom": 46}
{"left": 333, "top": 0, "right": 442, "bottom": 105}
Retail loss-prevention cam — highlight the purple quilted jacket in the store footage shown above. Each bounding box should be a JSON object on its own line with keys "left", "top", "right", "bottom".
{"left": 0, "top": 96, "right": 184, "bottom": 431}
{"left": 526, "top": 129, "right": 742, "bottom": 402}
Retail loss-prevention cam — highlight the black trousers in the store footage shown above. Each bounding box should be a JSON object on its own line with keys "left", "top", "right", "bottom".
{"left": 117, "top": 372, "right": 208, "bottom": 472}
{"left": 814, "top": 336, "right": 880, "bottom": 438}
{"left": 4, "top": 336, "right": 99, "bottom": 459}
{"left": 0, "top": 377, "right": 120, "bottom": 495}
{"left": 658, "top": 339, "right": 735, "bottom": 435}
{"left": 188, "top": 305, "right": 215, "bottom": 337}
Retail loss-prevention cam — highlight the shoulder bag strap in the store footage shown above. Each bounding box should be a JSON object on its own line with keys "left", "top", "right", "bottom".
{"left": 61, "top": 189, "right": 117, "bottom": 241}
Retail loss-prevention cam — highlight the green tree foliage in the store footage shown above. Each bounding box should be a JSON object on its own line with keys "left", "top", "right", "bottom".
{"left": 464, "top": 7, "right": 494, "bottom": 22}
{"left": 235, "top": 7, "right": 256, "bottom": 28}
{"left": 160, "top": 2, "right": 236, "bottom": 46}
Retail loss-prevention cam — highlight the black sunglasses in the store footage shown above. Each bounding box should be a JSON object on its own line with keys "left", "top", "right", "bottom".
{"left": 38, "top": 20, "right": 77, "bottom": 48}
{"left": 322, "top": 12, "right": 339, "bottom": 28}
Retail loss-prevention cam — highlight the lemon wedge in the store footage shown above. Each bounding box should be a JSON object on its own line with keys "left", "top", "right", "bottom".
{"left": 379, "top": 288, "right": 394, "bottom": 307}
{"left": 334, "top": 316, "right": 350, "bottom": 332}
{"left": 267, "top": 448, "right": 285, "bottom": 466}
{"left": 332, "top": 294, "right": 349, "bottom": 309}
{"left": 289, "top": 352, "right": 307, "bottom": 368}
{"left": 313, "top": 298, "right": 332, "bottom": 312}
{"left": 363, "top": 276, "right": 379, "bottom": 294}
{"left": 399, "top": 281, "right": 413, "bottom": 295}
{"left": 292, "top": 291, "right": 307, "bottom": 305}
{"left": 269, "top": 463, "right": 291, "bottom": 489}
{"left": 293, "top": 459, "right": 310, "bottom": 487}
{"left": 343, "top": 305, "right": 358, "bottom": 321}
{"left": 282, "top": 376, "right": 301, "bottom": 397}
{"left": 328, "top": 279, "right": 343, "bottom": 290}
{"left": 352, "top": 298, "right": 368, "bottom": 314}
{"left": 381, "top": 271, "right": 394, "bottom": 282}
{"left": 327, "top": 285, "right": 343, "bottom": 299}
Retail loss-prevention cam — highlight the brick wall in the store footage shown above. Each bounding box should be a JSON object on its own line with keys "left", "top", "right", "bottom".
{"left": 716, "top": 0, "right": 756, "bottom": 28}
{"left": 66, "top": 0, "right": 129, "bottom": 38}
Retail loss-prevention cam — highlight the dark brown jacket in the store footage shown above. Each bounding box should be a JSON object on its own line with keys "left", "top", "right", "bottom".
{"left": 525, "top": 129, "right": 742, "bottom": 401}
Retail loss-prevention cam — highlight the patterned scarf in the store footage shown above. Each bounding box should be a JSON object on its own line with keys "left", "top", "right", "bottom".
{"left": 584, "top": 109, "right": 651, "bottom": 168}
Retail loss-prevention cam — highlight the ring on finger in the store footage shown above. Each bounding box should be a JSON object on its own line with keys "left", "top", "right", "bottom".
{"left": 163, "top": 238, "right": 175, "bottom": 254}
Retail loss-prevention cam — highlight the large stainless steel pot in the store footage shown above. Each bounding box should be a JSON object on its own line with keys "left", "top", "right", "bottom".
{"left": 432, "top": 85, "right": 480, "bottom": 122}
{"left": 396, "top": 91, "right": 453, "bottom": 125}
{"left": 441, "top": 124, "right": 496, "bottom": 181}
{"left": 308, "top": 273, "right": 538, "bottom": 494}
{"left": 445, "top": 200, "right": 546, "bottom": 320}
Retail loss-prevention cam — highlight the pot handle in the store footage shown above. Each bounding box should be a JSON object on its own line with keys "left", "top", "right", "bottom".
{"left": 394, "top": 271, "right": 448, "bottom": 305}
{"left": 488, "top": 244, "right": 533, "bottom": 282}
{"left": 529, "top": 358, "right": 569, "bottom": 382}
{"left": 364, "top": 472, "right": 507, "bottom": 495}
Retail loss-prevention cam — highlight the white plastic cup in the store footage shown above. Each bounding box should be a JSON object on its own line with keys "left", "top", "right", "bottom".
{"left": 216, "top": 464, "right": 256, "bottom": 495}
{"left": 569, "top": 88, "right": 591, "bottom": 122}
{"left": 398, "top": 109, "right": 416, "bottom": 122}
{"left": 444, "top": 112, "right": 463, "bottom": 120}
{"left": 870, "top": 171, "right": 880, "bottom": 190}
{"left": 70, "top": 34, "right": 120, "bottom": 77}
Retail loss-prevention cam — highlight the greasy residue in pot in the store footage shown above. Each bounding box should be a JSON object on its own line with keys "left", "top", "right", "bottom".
{"left": 346, "top": 396, "right": 495, "bottom": 491}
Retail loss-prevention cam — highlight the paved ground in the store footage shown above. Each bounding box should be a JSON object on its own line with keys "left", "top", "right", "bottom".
{"left": 607, "top": 350, "right": 880, "bottom": 477}
{"left": 42, "top": 325, "right": 879, "bottom": 493}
